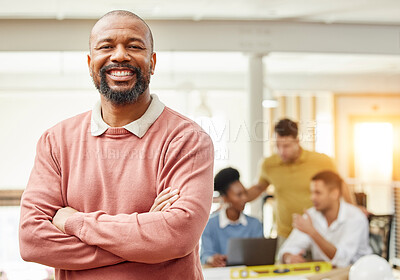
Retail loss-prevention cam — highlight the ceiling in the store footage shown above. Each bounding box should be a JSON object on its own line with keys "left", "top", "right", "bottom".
{"left": 0, "top": 1, "right": 399, "bottom": 91}
{"left": 1, "top": 0, "right": 400, "bottom": 24}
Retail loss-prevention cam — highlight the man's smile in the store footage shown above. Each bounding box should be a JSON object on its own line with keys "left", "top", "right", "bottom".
{"left": 106, "top": 68, "right": 135, "bottom": 82}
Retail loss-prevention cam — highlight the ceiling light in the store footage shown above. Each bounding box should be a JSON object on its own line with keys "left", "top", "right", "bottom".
{"left": 262, "top": 99, "right": 278, "bottom": 108}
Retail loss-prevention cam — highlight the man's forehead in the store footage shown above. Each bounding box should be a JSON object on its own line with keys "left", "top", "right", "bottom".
{"left": 90, "top": 15, "right": 149, "bottom": 42}
{"left": 276, "top": 135, "right": 297, "bottom": 143}
{"left": 311, "top": 180, "right": 327, "bottom": 189}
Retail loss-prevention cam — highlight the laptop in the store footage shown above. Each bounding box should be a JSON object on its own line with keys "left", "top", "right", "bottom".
{"left": 226, "top": 238, "right": 277, "bottom": 266}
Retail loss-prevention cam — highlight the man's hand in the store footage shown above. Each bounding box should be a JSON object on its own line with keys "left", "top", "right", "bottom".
{"left": 149, "top": 187, "right": 179, "bottom": 212}
{"left": 52, "top": 188, "right": 179, "bottom": 234}
{"left": 293, "top": 211, "right": 338, "bottom": 260}
{"left": 207, "top": 254, "right": 227, "bottom": 267}
{"left": 282, "top": 252, "right": 306, "bottom": 264}
{"left": 52, "top": 206, "right": 78, "bottom": 233}
{"left": 292, "top": 212, "right": 316, "bottom": 236}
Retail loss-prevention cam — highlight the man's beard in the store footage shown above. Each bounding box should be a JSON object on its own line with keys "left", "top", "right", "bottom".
{"left": 94, "top": 64, "right": 150, "bottom": 105}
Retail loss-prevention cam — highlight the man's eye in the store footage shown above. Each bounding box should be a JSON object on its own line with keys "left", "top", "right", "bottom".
{"left": 129, "top": 45, "right": 142, "bottom": 49}
{"left": 99, "top": 46, "right": 112, "bottom": 49}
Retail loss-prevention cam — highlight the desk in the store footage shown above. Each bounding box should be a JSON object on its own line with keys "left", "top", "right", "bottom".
{"left": 203, "top": 266, "right": 400, "bottom": 280}
{"left": 203, "top": 266, "right": 313, "bottom": 280}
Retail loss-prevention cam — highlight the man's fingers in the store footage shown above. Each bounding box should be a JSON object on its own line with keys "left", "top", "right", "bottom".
{"left": 161, "top": 195, "right": 179, "bottom": 211}
{"left": 158, "top": 189, "right": 179, "bottom": 204}
{"left": 150, "top": 188, "right": 180, "bottom": 212}
{"left": 152, "top": 200, "right": 169, "bottom": 212}
{"left": 169, "top": 194, "right": 179, "bottom": 203}
{"left": 161, "top": 202, "right": 171, "bottom": 211}
{"left": 158, "top": 187, "right": 171, "bottom": 196}
{"left": 150, "top": 188, "right": 173, "bottom": 211}
{"left": 157, "top": 188, "right": 179, "bottom": 202}
{"left": 155, "top": 188, "right": 173, "bottom": 203}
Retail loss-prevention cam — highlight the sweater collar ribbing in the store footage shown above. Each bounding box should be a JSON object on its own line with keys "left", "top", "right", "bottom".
{"left": 91, "top": 94, "right": 165, "bottom": 138}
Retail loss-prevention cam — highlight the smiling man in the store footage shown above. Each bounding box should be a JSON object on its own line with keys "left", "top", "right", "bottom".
{"left": 89, "top": 12, "right": 154, "bottom": 108}
{"left": 19, "top": 10, "right": 214, "bottom": 280}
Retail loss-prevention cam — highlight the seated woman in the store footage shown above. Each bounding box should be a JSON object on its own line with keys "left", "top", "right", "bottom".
{"left": 200, "top": 167, "right": 263, "bottom": 267}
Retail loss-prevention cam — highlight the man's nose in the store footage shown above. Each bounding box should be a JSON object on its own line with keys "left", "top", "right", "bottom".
{"left": 111, "top": 45, "right": 131, "bottom": 62}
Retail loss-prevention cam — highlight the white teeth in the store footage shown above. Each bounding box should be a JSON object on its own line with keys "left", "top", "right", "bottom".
{"left": 109, "top": 70, "right": 133, "bottom": 77}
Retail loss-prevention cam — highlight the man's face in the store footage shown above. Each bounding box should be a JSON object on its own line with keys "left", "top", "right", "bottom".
{"left": 224, "top": 181, "right": 248, "bottom": 212}
{"left": 88, "top": 15, "right": 156, "bottom": 105}
{"left": 310, "top": 180, "right": 339, "bottom": 213}
{"left": 276, "top": 135, "right": 300, "bottom": 163}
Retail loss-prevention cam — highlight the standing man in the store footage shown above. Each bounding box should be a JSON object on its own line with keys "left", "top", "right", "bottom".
{"left": 246, "top": 118, "right": 354, "bottom": 247}
{"left": 19, "top": 10, "right": 214, "bottom": 280}
{"left": 278, "top": 171, "right": 371, "bottom": 267}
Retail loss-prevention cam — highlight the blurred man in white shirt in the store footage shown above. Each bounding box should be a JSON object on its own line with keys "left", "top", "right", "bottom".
{"left": 278, "top": 171, "right": 372, "bottom": 267}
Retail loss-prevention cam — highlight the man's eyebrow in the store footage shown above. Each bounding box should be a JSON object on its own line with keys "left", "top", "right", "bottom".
{"left": 95, "top": 37, "right": 146, "bottom": 45}
{"left": 95, "top": 38, "right": 114, "bottom": 46}
{"left": 127, "top": 38, "right": 146, "bottom": 44}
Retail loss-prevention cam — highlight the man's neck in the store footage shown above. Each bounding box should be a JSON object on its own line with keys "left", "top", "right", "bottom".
{"left": 286, "top": 147, "right": 302, "bottom": 163}
{"left": 296, "top": 147, "right": 302, "bottom": 160}
{"left": 100, "top": 93, "right": 152, "bottom": 127}
{"left": 322, "top": 200, "right": 340, "bottom": 226}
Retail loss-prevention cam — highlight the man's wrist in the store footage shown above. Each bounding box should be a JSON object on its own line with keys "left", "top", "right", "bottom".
{"left": 308, "top": 228, "right": 319, "bottom": 240}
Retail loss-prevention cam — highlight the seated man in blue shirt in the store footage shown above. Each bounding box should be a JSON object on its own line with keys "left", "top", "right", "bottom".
{"left": 278, "top": 171, "right": 372, "bottom": 267}
{"left": 200, "top": 167, "right": 263, "bottom": 267}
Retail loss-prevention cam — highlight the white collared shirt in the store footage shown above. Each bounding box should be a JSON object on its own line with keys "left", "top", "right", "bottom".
{"left": 90, "top": 94, "right": 165, "bottom": 137}
{"left": 218, "top": 205, "right": 248, "bottom": 229}
{"left": 278, "top": 200, "right": 372, "bottom": 267}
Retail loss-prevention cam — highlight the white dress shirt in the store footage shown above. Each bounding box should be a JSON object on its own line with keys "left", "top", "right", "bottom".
{"left": 278, "top": 200, "right": 372, "bottom": 267}
{"left": 90, "top": 94, "right": 165, "bottom": 137}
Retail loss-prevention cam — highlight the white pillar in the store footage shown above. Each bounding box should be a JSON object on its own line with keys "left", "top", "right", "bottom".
{"left": 247, "top": 54, "right": 265, "bottom": 220}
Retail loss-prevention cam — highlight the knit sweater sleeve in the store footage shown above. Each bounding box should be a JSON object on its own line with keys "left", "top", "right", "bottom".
{"left": 64, "top": 130, "right": 214, "bottom": 263}
{"left": 19, "top": 131, "right": 125, "bottom": 270}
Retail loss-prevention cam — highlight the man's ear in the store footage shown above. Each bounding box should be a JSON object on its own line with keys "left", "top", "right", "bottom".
{"left": 331, "top": 188, "right": 340, "bottom": 200}
{"left": 87, "top": 54, "right": 93, "bottom": 77}
{"left": 150, "top": 52, "right": 156, "bottom": 75}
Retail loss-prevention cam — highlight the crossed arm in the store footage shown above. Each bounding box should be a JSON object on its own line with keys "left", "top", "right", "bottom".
{"left": 19, "top": 130, "right": 213, "bottom": 270}
{"left": 20, "top": 181, "right": 180, "bottom": 270}
{"left": 52, "top": 188, "right": 179, "bottom": 234}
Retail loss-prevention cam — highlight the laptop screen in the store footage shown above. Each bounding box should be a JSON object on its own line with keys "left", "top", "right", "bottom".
{"left": 226, "top": 238, "right": 277, "bottom": 266}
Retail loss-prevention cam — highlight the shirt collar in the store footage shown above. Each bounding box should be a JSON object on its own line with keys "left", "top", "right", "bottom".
{"left": 296, "top": 148, "right": 306, "bottom": 163}
{"left": 314, "top": 199, "right": 347, "bottom": 229}
{"left": 91, "top": 94, "right": 165, "bottom": 137}
{"left": 219, "top": 205, "right": 248, "bottom": 229}
{"left": 335, "top": 199, "right": 347, "bottom": 224}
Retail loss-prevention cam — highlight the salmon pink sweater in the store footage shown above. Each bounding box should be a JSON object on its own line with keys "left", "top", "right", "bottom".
{"left": 19, "top": 101, "right": 214, "bottom": 280}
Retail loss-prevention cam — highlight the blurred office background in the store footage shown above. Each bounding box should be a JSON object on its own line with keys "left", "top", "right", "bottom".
{"left": 0, "top": 1, "right": 400, "bottom": 278}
